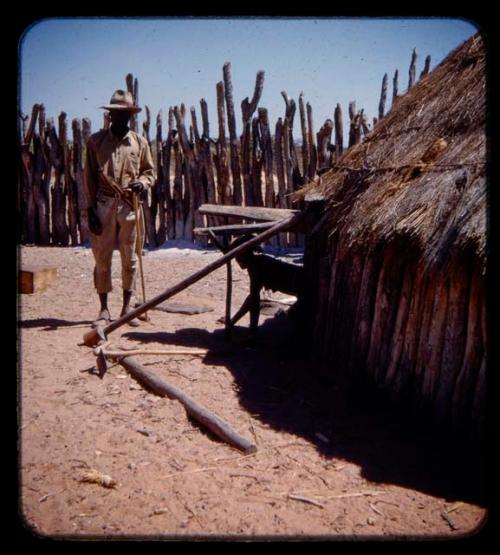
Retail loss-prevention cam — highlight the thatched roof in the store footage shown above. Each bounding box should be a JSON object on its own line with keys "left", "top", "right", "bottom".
{"left": 309, "top": 33, "right": 486, "bottom": 272}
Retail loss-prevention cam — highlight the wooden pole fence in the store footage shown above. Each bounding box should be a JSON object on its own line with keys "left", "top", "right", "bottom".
{"left": 20, "top": 55, "right": 421, "bottom": 248}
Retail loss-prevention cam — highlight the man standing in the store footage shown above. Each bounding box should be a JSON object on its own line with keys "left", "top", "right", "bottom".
{"left": 84, "top": 90, "right": 155, "bottom": 327}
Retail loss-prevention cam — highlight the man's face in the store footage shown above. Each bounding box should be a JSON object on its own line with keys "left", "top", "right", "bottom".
{"left": 109, "top": 110, "right": 132, "bottom": 128}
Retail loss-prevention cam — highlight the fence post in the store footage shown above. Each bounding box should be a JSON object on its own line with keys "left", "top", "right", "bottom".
{"left": 72, "top": 118, "right": 90, "bottom": 244}
{"left": 214, "top": 81, "right": 231, "bottom": 205}
{"left": 316, "top": 119, "right": 333, "bottom": 173}
{"left": 378, "top": 73, "right": 388, "bottom": 121}
{"left": 172, "top": 131, "right": 184, "bottom": 240}
{"left": 126, "top": 73, "right": 138, "bottom": 133}
{"left": 306, "top": 102, "right": 317, "bottom": 181}
{"left": 190, "top": 105, "right": 208, "bottom": 246}
{"left": 200, "top": 98, "right": 217, "bottom": 209}
{"left": 82, "top": 117, "right": 92, "bottom": 145}
{"left": 223, "top": 62, "right": 243, "bottom": 206}
{"left": 35, "top": 104, "right": 51, "bottom": 245}
{"left": 299, "top": 93, "right": 309, "bottom": 180}
{"left": 392, "top": 69, "right": 399, "bottom": 106}
{"left": 47, "top": 113, "right": 69, "bottom": 245}
{"left": 281, "top": 91, "right": 302, "bottom": 195}
{"left": 251, "top": 116, "right": 263, "bottom": 207}
{"left": 19, "top": 104, "right": 40, "bottom": 244}
{"left": 274, "top": 117, "right": 288, "bottom": 247}
{"left": 241, "top": 70, "right": 265, "bottom": 206}
{"left": 408, "top": 48, "right": 417, "bottom": 90}
{"left": 334, "top": 104, "right": 343, "bottom": 162}
{"left": 163, "top": 108, "right": 175, "bottom": 241}
{"left": 257, "top": 108, "right": 274, "bottom": 209}
{"left": 60, "top": 112, "right": 79, "bottom": 245}
{"left": 420, "top": 55, "right": 431, "bottom": 79}
{"left": 174, "top": 105, "right": 201, "bottom": 243}
{"left": 156, "top": 109, "right": 167, "bottom": 246}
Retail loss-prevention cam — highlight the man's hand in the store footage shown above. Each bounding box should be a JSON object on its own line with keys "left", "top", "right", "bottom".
{"left": 87, "top": 206, "right": 102, "bottom": 236}
{"left": 129, "top": 181, "right": 145, "bottom": 194}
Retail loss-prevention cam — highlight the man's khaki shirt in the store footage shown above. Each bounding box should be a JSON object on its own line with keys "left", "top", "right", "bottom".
{"left": 84, "top": 127, "right": 155, "bottom": 209}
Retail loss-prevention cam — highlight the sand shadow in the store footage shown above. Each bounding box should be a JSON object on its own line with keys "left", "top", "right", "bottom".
{"left": 123, "top": 313, "right": 487, "bottom": 507}
{"left": 18, "top": 318, "right": 94, "bottom": 330}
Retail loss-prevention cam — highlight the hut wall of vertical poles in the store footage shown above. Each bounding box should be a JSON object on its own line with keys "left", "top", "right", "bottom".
{"left": 296, "top": 34, "right": 487, "bottom": 442}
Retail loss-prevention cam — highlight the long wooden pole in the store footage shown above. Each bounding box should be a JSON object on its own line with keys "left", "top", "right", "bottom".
{"left": 133, "top": 192, "right": 148, "bottom": 320}
{"left": 118, "top": 355, "right": 257, "bottom": 453}
{"left": 83, "top": 212, "right": 302, "bottom": 345}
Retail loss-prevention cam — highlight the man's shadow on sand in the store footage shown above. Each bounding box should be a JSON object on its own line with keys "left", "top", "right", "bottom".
{"left": 19, "top": 318, "right": 94, "bottom": 330}
{"left": 124, "top": 312, "right": 487, "bottom": 507}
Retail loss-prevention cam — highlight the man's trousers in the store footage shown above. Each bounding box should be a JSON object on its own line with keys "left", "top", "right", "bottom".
{"left": 90, "top": 195, "right": 144, "bottom": 295}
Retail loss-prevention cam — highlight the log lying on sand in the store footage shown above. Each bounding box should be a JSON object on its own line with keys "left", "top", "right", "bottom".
{"left": 118, "top": 355, "right": 257, "bottom": 454}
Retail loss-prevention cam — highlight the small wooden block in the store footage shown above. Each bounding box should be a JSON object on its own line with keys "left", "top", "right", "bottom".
{"left": 19, "top": 266, "right": 58, "bottom": 294}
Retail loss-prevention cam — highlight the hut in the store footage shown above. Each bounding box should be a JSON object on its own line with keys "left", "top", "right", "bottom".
{"left": 296, "top": 33, "right": 487, "bottom": 443}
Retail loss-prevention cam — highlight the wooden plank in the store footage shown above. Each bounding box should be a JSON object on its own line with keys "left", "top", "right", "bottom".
{"left": 118, "top": 356, "right": 257, "bottom": 453}
{"left": 194, "top": 221, "right": 275, "bottom": 236}
{"left": 19, "top": 266, "right": 57, "bottom": 294}
{"left": 198, "top": 204, "right": 299, "bottom": 222}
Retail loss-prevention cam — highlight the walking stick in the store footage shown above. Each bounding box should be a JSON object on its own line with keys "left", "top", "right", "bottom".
{"left": 133, "top": 191, "right": 149, "bottom": 321}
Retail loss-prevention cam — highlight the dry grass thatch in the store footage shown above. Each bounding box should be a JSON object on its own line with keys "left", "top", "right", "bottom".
{"left": 306, "top": 33, "right": 486, "bottom": 272}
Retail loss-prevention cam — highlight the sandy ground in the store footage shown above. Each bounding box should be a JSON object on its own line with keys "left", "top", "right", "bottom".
{"left": 17, "top": 243, "right": 488, "bottom": 541}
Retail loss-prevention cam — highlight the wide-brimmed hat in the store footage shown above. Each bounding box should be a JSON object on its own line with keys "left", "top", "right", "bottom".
{"left": 100, "top": 90, "right": 141, "bottom": 113}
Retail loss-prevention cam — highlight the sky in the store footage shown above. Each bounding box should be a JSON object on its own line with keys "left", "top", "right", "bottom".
{"left": 19, "top": 17, "right": 478, "bottom": 141}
